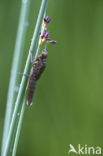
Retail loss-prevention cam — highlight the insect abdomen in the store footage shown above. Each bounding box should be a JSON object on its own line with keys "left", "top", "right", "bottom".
{"left": 27, "top": 72, "right": 37, "bottom": 106}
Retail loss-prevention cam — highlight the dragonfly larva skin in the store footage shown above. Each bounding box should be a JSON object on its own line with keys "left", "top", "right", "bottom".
{"left": 27, "top": 50, "right": 48, "bottom": 106}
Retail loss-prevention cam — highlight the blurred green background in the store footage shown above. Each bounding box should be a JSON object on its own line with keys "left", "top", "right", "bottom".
{"left": 0, "top": 0, "right": 103, "bottom": 156}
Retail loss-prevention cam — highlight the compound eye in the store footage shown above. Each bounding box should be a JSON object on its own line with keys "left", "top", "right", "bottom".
{"left": 42, "top": 49, "right": 48, "bottom": 56}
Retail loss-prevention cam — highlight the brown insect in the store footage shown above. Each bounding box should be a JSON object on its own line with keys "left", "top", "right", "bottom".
{"left": 27, "top": 49, "right": 48, "bottom": 106}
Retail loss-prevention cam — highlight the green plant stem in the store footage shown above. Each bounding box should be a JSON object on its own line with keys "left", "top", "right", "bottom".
{"left": 3, "top": 0, "right": 48, "bottom": 156}
{"left": 35, "top": 44, "right": 41, "bottom": 58}
{"left": 12, "top": 36, "right": 42, "bottom": 156}
{"left": 12, "top": 95, "right": 26, "bottom": 156}
{"left": 12, "top": 42, "right": 42, "bottom": 156}
{"left": 1, "top": 0, "right": 30, "bottom": 155}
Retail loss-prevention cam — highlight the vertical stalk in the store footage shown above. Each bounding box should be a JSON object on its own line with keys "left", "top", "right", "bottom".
{"left": 35, "top": 44, "right": 41, "bottom": 58}
{"left": 12, "top": 95, "right": 26, "bottom": 156}
{"left": 3, "top": 0, "right": 48, "bottom": 156}
{"left": 1, "top": 0, "right": 31, "bottom": 155}
{"left": 12, "top": 13, "right": 47, "bottom": 155}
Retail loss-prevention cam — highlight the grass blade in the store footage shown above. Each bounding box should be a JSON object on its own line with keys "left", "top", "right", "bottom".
{"left": 3, "top": 0, "right": 48, "bottom": 156}
{"left": 1, "top": 0, "right": 31, "bottom": 155}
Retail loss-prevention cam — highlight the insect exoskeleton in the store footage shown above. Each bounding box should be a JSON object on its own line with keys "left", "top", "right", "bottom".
{"left": 27, "top": 49, "right": 48, "bottom": 106}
